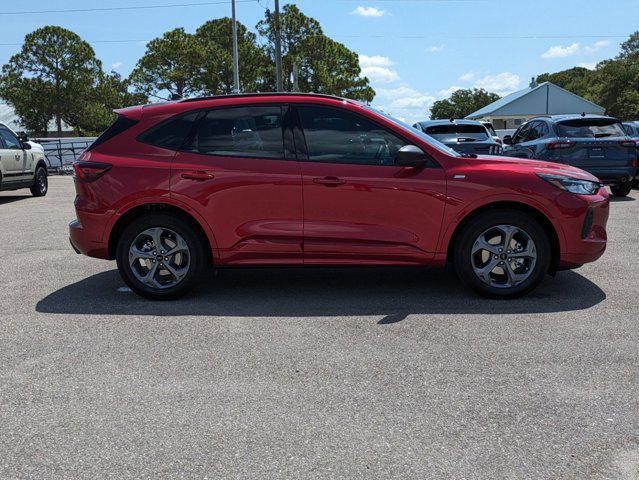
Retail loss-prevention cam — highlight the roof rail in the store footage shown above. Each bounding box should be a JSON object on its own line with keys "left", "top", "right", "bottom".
{"left": 178, "top": 92, "right": 360, "bottom": 104}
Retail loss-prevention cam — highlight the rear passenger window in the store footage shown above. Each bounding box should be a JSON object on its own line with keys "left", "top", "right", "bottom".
{"left": 191, "top": 106, "right": 284, "bottom": 159}
{"left": 297, "top": 106, "right": 406, "bottom": 166}
{"left": 138, "top": 111, "right": 199, "bottom": 151}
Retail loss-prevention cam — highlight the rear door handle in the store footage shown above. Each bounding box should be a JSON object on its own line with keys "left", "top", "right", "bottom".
{"left": 313, "top": 176, "right": 346, "bottom": 186}
{"left": 181, "top": 171, "right": 215, "bottom": 181}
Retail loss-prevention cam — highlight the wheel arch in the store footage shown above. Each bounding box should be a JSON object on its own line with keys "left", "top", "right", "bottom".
{"left": 107, "top": 202, "right": 218, "bottom": 264}
{"left": 446, "top": 201, "right": 561, "bottom": 275}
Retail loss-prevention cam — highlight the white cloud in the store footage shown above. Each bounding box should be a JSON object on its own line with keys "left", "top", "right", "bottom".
{"left": 111, "top": 61, "right": 123, "bottom": 70}
{"left": 359, "top": 54, "right": 399, "bottom": 83}
{"left": 374, "top": 85, "right": 436, "bottom": 124}
{"left": 578, "top": 62, "right": 598, "bottom": 70}
{"left": 438, "top": 86, "right": 463, "bottom": 98}
{"left": 541, "top": 42, "right": 581, "bottom": 59}
{"left": 426, "top": 45, "right": 444, "bottom": 53}
{"left": 473, "top": 72, "right": 521, "bottom": 96}
{"left": 350, "top": 6, "right": 387, "bottom": 17}
{"left": 459, "top": 72, "right": 475, "bottom": 82}
{"left": 585, "top": 40, "right": 610, "bottom": 53}
{"left": 361, "top": 66, "right": 400, "bottom": 83}
{"left": 359, "top": 55, "right": 393, "bottom": 68}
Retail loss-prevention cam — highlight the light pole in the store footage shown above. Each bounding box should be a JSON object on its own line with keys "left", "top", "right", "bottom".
{"left": 274, "top": 0, "right": 283, "bottom": 91}
{"left": 231, "top": 0, "right": 240, "bottom": 93}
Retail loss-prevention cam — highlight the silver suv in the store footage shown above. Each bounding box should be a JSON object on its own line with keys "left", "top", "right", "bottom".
{"left": 0, "top": 122, "right": 48, "bottom": 196}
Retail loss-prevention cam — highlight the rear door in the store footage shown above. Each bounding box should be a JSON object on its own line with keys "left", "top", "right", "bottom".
{"left": 294, "top": 104, "right": 446, "bottom": 265}
{"left": 0, "top": 126, "right": 27, "bottom": 180}
{"left": 170, "top": 104, "right": 303, "bottom": 265}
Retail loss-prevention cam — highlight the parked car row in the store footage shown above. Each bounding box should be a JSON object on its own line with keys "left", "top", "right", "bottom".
{"left": 68, "top": 93, "right": 610, "bottom": 301}
{"left": 413, "top": 120, "right": 503, "bottom": 156}
{"left": 415, "top": 115, "right": 638, "bottom": 197}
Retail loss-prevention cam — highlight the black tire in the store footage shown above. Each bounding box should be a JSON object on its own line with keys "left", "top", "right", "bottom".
{"left": 453, "top": 209, "right": 551, "bottom": 299}
{"left": 610, "top": 183, "right": 632, "bottom": 197}
{"left": 30, "top": 166, "right": 48, "bottom": 197}
{"left": 116, "top": 213, "right": 208, "bottom": 300}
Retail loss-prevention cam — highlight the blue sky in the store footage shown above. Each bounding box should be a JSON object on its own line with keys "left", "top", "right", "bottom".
{"left": 1, "top": 0, "right": 638, "bottom": 122}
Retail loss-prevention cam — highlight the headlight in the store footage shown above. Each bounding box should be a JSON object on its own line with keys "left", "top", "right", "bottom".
{"left": 537, "top": 173, "right": 602, "bottom": 195}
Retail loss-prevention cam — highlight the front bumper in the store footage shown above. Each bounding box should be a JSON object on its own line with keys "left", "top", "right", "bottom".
{"left": 558, "top": 190, "right": 609, "bottom": 269}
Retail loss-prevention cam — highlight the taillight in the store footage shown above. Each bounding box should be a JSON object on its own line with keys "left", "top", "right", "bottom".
{"left": 547, "top": 140, "right": 575, "bottom": 150}
{"left": 495, "top": 138, "right": 503, "bottom": 145}
{"left": 632, "top": 157, "right": 638, "bottom": 168}
{"left": 73, "top": 161, "right": 112, "bottom": 182}
{"left": 619, "top": 140, "right": 636, "bottom": 148}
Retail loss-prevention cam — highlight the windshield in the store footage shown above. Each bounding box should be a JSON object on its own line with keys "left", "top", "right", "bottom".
{"left": 484, "top": 124, "right": 497, "bottom": 136}
{"left": 557, "top": 119, "right": 627, "bottom": 138}
{"left": 422, "top": 124, "right": 489, "bottom": 142}
{"left": 365, "top": 106, "right": 462, "bottom": 157}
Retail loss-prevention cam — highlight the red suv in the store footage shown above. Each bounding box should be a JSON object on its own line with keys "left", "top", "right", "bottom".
{"left": 69, "top": 93, "right": 609, "bottom": 300}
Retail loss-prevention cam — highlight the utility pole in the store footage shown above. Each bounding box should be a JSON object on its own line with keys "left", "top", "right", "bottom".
{"left": 231, "top": 0, "right": 240, "bottom": 93}
{"left": 274, "top": 0, "right": 283, "bottom": 91}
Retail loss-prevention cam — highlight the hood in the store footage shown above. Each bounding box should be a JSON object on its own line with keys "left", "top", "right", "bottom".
{"left": 27, "top": 141, "right": 44, "bottom": 153}
{"left": 471, "top": 155, "right": 600, "bottom": 182}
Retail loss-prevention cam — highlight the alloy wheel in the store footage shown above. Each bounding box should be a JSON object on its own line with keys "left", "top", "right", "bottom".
{"left": 470, "top": 224, "right": 537, "bottom": 289}
{"left": 37, "top": 169, "right": 47, "bottom": 194}
{"left": 128, "top": 227, "right": 191, "bottom": 290}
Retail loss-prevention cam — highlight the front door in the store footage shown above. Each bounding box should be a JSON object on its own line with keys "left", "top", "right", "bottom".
{"left": 294, "top": 105, "right": 446, "bottom": 265}
{"left": 170, "top": 104, "right": 303, "bottom": 265}
{"left": 0, "top": 126, "right": 26, "bottom": 181}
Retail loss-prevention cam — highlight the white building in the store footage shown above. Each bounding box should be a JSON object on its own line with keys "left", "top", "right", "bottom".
{"left": 466, "top": 80, "right": 605, "bottom": 130}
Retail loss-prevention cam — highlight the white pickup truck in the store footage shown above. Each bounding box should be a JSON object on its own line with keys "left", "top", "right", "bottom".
{"left": 0, "top": 122, "right": 48, "bottom": 196}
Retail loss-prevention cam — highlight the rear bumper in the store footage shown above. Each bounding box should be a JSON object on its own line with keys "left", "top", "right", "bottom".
{"left": 558, "top": 192, "right": 609, "bottom": 269}
{"left": 69, "top": 218, "right": 110, "bottom": 259}
{"left": 580, "top": 166, "right": 635, "bottom": 186}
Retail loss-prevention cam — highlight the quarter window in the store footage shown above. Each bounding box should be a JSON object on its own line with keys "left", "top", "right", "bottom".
{"left": 190, "top": 106, "right": 284, "bottom": 158}
{"left": 0, "top": 127, "right": 21, "bottom": 149}
{"left": 297, "top": 106, "right": 406, "bottom": 166}
{"left": 138, "top": 111, "right": 199, "bottom": 151}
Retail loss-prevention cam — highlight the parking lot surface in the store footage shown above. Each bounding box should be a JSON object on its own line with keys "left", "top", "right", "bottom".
{"left": 1, "top": 177, "right": 638, "bottom": 479}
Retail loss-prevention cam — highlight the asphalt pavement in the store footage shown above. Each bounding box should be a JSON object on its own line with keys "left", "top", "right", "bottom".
{"left": 1, "top": 177, "right": 638, "bottom": 479}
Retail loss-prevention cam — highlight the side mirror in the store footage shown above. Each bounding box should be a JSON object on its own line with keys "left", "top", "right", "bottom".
{"left": 22, "top": 141, "right": 32, "bottom": 150}
{"left": 502, "top": 135, "right": 513, "bottom": 145}
{"left": 395, "top": 145, "right": 428, "bottom": 167}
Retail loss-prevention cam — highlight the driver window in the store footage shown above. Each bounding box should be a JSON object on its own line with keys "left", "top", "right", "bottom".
{"left": 0, "top": 127, "right": 21, "bottom": 150}
{"left": 512, "top": 124, "right": 529, "bottom": 144}
{"left": 527, "top": 122, "right": 541, "bottom": 141}
{"left": 297, "top": 106, "right": 406, "bottom": 165}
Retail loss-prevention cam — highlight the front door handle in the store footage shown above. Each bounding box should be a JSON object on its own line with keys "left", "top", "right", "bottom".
{"left": 313, "top": 176, "right": 346, "bottom": 187}
{"left": 181, "top": 171, "right": 215, "bottom": 181}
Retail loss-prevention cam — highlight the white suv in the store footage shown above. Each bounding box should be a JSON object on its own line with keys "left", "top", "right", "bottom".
{"left": 0, "top": 122, "right": 48, "bottom": 196}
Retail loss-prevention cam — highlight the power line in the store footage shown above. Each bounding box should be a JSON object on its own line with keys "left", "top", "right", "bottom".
{"left": 0, "top": 33, "right": 629, "bottom": 48}
{"left": 0, "top": 0, "right": 255, "bottom": 16}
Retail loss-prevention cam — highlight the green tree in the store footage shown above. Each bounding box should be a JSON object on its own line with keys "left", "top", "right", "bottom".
{"left": 430, "top": 88, "right": 500, "bottom": 120}
{"left": 256, "top": 5, "right": 374, "bottom": 101}
{"left": 129, "top": 28, "right": 208, "bottom": 98}
{"left": 0, "top": 26, "right": 101, "bottom": 135}
{"left": 536, "top": 67, "right": 596, "bottom": 100}
{"left": 69, "top": 72, "right": 148, "bottom": 135}
{"left": 196, "top": 18, "right": 272, "bottom": 94}
{"left": 531, "top": 31, "right": 639, "bottom": 120}
{"left": 590, "top": 58, "right": 639, "bottom": 120}
{"left": 618, "top": 31, "right": 639, "bottom": 59}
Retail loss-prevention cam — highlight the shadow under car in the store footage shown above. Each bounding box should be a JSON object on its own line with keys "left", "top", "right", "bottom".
{"left": 36, "top": 267, "right": 606, "bottom": 323}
